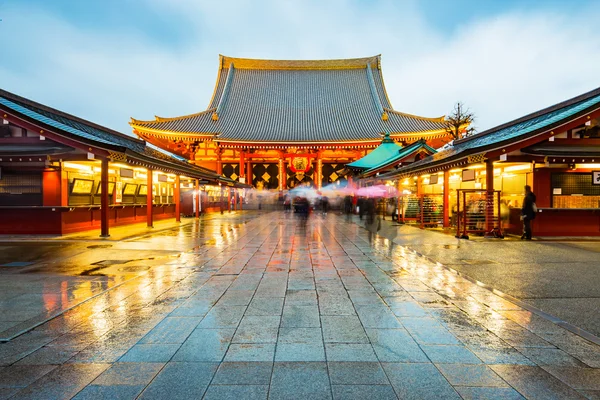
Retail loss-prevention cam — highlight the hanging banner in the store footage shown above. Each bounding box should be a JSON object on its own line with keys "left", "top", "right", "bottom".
{"left": 115, "top": 181, "right": 123, "bottom": 203}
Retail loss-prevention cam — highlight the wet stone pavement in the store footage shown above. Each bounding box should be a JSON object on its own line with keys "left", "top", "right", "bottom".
{"left": 0, "top": 211, "right": 599, "bottom": 399}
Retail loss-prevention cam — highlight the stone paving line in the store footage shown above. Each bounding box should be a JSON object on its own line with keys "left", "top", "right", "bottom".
{"left": 0, "top": 212, "right": 598, "bottom": 399}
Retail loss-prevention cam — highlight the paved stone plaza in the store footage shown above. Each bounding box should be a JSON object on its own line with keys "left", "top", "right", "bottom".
{"left": 0, "top": 212, "right": 599, "bottom": 399}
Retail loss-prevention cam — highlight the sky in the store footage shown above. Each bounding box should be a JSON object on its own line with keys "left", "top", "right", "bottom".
{"left": 1, "top": 0, "right": 600, "bottom": 136}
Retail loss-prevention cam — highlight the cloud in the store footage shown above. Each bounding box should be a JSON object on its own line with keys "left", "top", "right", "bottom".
{"left": 1, "top": 0, "right": 599, "bottom": 136}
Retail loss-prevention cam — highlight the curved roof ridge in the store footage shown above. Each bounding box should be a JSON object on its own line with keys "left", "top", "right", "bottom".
{"left": 218, "top": 54, "right": 381, "bottom": 70}
{"left": 131, "top": 108, "right": 217, "bottom": 125}
{"left": 366, "top": 64, "right": 384, "bottom": 115}
{"left": 215, "top": 63, "right": 235, "bottom": 116}
{"left": 386, "top": 108, "right": 446, "bottom": 122}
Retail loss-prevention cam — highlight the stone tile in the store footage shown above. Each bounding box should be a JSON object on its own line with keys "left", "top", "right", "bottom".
{"left": 331, "top": 384, "right": 398, "bottom": 400}
{"left": 420, "top": 345, "right": 483, "bottom": 364}
{"left": 281, "top": 305, "right": 321, "bottom": 328}
{"left": 216, "top": 290, "right": 255, "bottom": 306}
{"left": 436, "top": 364, "right": 508, "bottom": 387}
{"left": 543, "top": 366, "right": 600, "bottom": 390}
{"left": 203, "top": 385, "right": 269, "bottom": 400}
{"left": 246, "top": 297, "right": 284, "bottom": 316}
{"left": 119, "top": 344, "right": 180, "bottom": 362}
{"left": 270, "top": 362, "right": 331, "bottom": 400}
{"left": 0, "top": 365, "right": 56, "bottom": 388}
{"left": 400, "top": 317, "right": 460, "bottom": 345}
{"left": 9, "top": 363, "right": 110, "bottom": 400}
{"left": 91, "top": 362, "right": 164, "bottom": 386}
{"left": 455, "top": 387, "right": 526, "bottom": 400}
{"left": 325, "top": 343, "right": 378, "bottom": 362}
{"left": 211, "top": 362, "right": 273, "bottom": 385}
{"left": 138, "top": 362, "right": 218, "bottom": 399}
{"left": 233, "top": 316, "right": 280, "bottom": 344}
{"left": 275, "top": 343, "right": 326, "bottom": 362}
{"left": 15, "top": 346, "right": 78, "bottom": 365}
{"left": 328, "top": 361, "right": 389, "bottom": 385}
{"left": 322, "top": 316, "right": 368, "bottom": 343}
{"left": 68, "top": 346, "right": 129, "bottom": 364}
{"left": 278, "top": 327, "right": 323, "bottom": 343}
{"left": 490, "top": 364, "right": 587, "bottom": 400}
{"left": 579, "top": 390, "right": 600, "bottom": 399}
{"left": 382, "top": 362, "right": 461, "bottom": 400}
{"left": 468, "top": 346, "right": 536, "bottom": 365}
{"left": 318, "top": 299, "right": 357, "bottom": 316}
{"left": 0, "top": 388, "right": 19, "bottom": 400}
{"left": 197, "top": 306, "right": 247, "bottom": 328}
{"left": 516, "top": 347, "right": 587, "bottom": 367}
{"left": 365, "top": 328, "right": 428, "bottom": 362}
{"left": 139, "top": 317, "right": 200, "bottom": 344}
{"left": 224, "top": 343, "right": 276, "bottom": 362}
{"left": 354, "top": 305, "right": 403, "bottom": 328}
{"left": 388, "top": 301, "right": 430, "bottom": 317}
{"left": 286, "top": 290, "right": 318, "bottom": 305}
{"left": 72, "top": 384, "right": 146, "bottom": 400}
{"left": 172, "top": 328, "right": 234, "bottom": 362}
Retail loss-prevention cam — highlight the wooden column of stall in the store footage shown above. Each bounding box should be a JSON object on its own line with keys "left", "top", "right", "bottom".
{"left": 147, "top": 169, "right": 154, "bottom": 228}
{"left": 100, "top": 157, "right": 110, "bottom": 237}
{"left": 220, "top": 184, "right": 224, "bottom": 214}
{"left": 175, "top": 175, "right": 181, "bottom": 222}
{"left": 316, "top": 155, "right": 323, "bottom": 189}
{"left": 485, "top": 159, "right": 494, "bottom": 232}
{"left": 195, "top": 179, "right": 200, "bottom": 218}
{"left": 443, "top": 170, "right": 450, "bottom": 227}
{"left": 228, "top": 187, "right": 232, "bottom": 212}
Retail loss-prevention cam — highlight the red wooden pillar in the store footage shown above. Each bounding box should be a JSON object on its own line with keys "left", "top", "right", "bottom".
{"left": 216, "top": 148, "right": 223, "bottom": 175}
{"left": 443, "top": 170, "right": 450, "bottom": 227}
{"left": 247, "top": 161, "right": 252, "bottom": 186}
{"left": 175, "top": 175, "right": 181, "bottom": 223}
{"left": 485, "top": 159, "right": 494, "bottom": 232}
{"left": 100, "top": 158, "right": 110, "bottom": 237}
{"left": 147, "top": 169, "right": 153, "bottom": 228}
{"left": 240, "top": 190, "right": 243, "bottom": 211}
{"left": 195, "top": 179, "right": 200, "bottom": 218}
{"left": 240, "top": 152, "right": 245, "bottom": 182}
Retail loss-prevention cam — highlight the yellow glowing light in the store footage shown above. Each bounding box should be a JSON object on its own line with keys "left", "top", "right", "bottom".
{"left": 503, "top": 164, "right": 531, "bottom": 172}
{"left": 63, "top": 162, "right": 93, "bottom": 172}
{"left": 575, "top": 163, "right": 600, "bottom": 169}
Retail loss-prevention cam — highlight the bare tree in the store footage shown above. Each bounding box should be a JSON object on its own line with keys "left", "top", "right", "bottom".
{"left": 445, "top": 102, "right": 475, "bottom": 140}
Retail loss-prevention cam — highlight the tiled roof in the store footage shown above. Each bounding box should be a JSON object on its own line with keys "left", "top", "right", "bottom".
{"left": 131, "top": 55, "right": 447, "bottom": 143}
{"left": 347, "top": 134, "right": 403, "bottom": 169}
{"left": 0, "top": 95, "right": 145, "bottom": 151}
{"left": 385, "top": 86, "right": 600, "bottom": 176}
{"left": 0, "top": 89, "right": 223, "bottom": 181}
{"left": 363, "top": 140, "right": 437, "bottom": 176}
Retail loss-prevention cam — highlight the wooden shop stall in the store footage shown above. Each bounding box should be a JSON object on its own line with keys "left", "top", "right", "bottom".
{"left": 0, "top": 89, "right": 241, "bottom": 236}
{"left": 376, "top": 86, "right": 600, "bottom": 237}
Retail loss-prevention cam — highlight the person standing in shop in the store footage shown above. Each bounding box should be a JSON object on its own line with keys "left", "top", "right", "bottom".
{"left": 521, "top": 185, "right": 537, "bottom": 240}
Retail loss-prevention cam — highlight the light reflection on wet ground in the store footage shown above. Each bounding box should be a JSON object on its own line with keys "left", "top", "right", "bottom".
{"left": 0, "top": 212, "right": 598, "bottom": 399}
